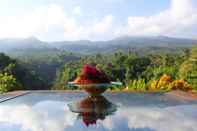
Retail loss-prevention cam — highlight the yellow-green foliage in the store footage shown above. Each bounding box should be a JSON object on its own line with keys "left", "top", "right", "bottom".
{"left": 127, "top": 79, "right": 146, "bottom": 91}
{"left": 178, "top": 46, "right": 197, "bottom": 89}
{"left": 0, "top": 73, "right": 19, "bottom": 93}
{"left": 149, "top": 74, "right": 172, "bottom": 91}
{"left": 148, "top": 74, "right": 192, "bottom": 91}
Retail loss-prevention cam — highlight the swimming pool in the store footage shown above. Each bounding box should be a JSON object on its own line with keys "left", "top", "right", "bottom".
{"left": 0, "top": 91, "right": 197, "bottom": 131}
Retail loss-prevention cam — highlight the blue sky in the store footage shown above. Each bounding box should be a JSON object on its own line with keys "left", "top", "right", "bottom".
{"left": 0, "top": 0, "right": 196, "bottom": 41}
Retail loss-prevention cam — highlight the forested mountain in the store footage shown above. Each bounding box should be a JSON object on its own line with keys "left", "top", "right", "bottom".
{"left": 0, "top": 36, "right": 197, "bottom": 54}
{"left": 0, "top": 36, "right": 196, "bottom": 92}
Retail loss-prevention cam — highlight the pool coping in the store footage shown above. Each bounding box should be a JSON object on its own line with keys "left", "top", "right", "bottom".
{"left": 0, "top": 90, "right": 197, "bottom": 103}
{"left": 0, "top": 91, "right": 30, "bottom": 103}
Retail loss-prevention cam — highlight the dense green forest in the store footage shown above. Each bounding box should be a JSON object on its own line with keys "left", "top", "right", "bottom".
{"left": 9, "top": 49, "right": 80, "bottom": 87}
{"left": 0, "top": 49, "right": 81, "bottom": 92}
{"left": 54, "top": 46, "right": 197, "bottom": 91}
{"left": 0, "top": 46, "right": 197, "bottom": 93}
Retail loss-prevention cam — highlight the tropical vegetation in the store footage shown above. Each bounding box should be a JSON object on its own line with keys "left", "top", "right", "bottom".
{"left": 0, "top": 46, "right": 197, "bottom": 93}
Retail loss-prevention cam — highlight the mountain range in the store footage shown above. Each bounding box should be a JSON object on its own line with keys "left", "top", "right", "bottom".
{"left": 0, "top": 36, "right": 197, "bottom": 54}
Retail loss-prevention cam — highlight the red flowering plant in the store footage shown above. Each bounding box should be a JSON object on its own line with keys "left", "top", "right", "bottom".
{"left": 74, "top": 64, "right": 110, "bottom": 84}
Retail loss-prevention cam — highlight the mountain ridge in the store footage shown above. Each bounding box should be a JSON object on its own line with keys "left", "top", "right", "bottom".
{"left": 0, "top": 36, "right": 197, "bottom": 54}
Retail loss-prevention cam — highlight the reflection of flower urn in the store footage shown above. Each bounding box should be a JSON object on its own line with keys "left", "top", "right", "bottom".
{"left": 68, "top": 96, "right": 117, "bottom": 127}
{"left": 73, "top": 64, "right": 111, "bottom": 96}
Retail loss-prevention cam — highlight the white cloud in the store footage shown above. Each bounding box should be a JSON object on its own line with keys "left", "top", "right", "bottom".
{"left": 0, "top": 3, "right": 114, "bottom": 41}
{"left": 0, "top": 101, "right": 197, "bottom": 131}
{"left": 63, "top": 14, "right": 114, "bottom": 40}
{"left": 124, "top": 0, "right": 197, "bottom": 37}
{"left": 73, "top": 6, "right": 82, "bottom": 15}
{"left": 49, "top": 0, "right": 197, "bottom": 40}
{"left": 99, "top": 106, "right": 197, "bottom": 131}
{"left": 0, "top": 0, "right": 196, "bottom": 41}
{"left": 0, "top": 101, "right": 77, "bottom": 131}
{"left": 0, "top": 4, "right": 66, "bottom": 39}
{"left": 93, "top": 15, "right": 113, "bottom": 33}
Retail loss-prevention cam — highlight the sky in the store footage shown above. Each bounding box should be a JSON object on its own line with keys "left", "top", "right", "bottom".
{"left": 0, "top": 0, "right": 196, "bottom": 41}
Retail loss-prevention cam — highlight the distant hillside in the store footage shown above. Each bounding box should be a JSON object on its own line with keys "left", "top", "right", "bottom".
{"left": 0, "top": 36, "right": 197, "bottom": 54}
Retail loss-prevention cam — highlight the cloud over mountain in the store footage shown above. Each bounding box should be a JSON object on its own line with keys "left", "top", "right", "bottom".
{"left": 124, "top": 0, "right": 197, "bottom": 37}
{"left": 0, "top": 0, "right": 196, "bottom": 41}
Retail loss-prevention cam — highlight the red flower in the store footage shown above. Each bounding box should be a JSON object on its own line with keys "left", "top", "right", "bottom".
{"left": 75, "top": 64, "right": 110, "bottom": 84}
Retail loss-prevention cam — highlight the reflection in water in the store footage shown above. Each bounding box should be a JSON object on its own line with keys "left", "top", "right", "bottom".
{"left": 0, "top": 93, "right": 197, "bottom": 131}
{"left": 68, "top": 96, "right": 117, "bottom": 126}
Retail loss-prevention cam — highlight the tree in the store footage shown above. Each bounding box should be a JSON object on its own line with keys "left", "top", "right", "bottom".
{"left": 0, "top": 73, "right": 21, "bottom": 93}
{"left": 179, "top": 46, "right": 197, "bottom": 89}
{"left": 53, "top": 62, "right": 80, "bottom": 89}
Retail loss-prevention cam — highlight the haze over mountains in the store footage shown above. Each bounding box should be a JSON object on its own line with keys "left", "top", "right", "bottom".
{"left": 0, "top": 36, "right": 197, "bottom": 54}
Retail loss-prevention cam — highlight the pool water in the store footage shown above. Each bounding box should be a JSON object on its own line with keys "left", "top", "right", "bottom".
{"left": 0, "top": 91, "right": 197, "bottom": 131}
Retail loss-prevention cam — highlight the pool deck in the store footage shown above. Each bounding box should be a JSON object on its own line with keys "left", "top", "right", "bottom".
{"left": 0, "top": 90, "right": 197, "bottom": 103}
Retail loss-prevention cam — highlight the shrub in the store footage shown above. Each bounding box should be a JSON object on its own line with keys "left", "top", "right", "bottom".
{"left": 149, "top": 74, "right": 193, "bottom": 91}
{"left": 169, "top": 80, "right": 192, "bottom": 91}
{"left": 149, "top": 74, "right": 172, "bottom": 91}
{"left": 126, "top": 79, "right": 146, "bottom": 91}
{"left": 0, "top": 73, "right": 21, "bottom": 93}
{"left": 178, "top": 46, "right": 197, "bottom": 90}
